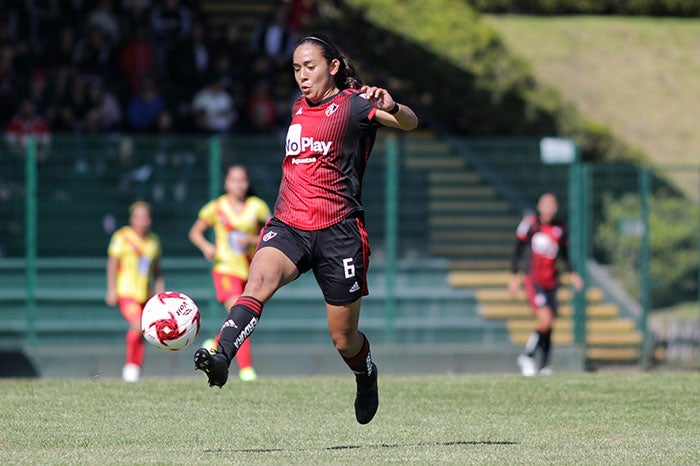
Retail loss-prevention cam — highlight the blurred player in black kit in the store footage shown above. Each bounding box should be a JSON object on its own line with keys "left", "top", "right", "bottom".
{"left": 194, "top": 33, "right": 418, "bottom": 424}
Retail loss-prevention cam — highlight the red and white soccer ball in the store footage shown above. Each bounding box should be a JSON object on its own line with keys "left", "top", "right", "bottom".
{"left": 141, "top": 291, "right": 201, "bottom": 352}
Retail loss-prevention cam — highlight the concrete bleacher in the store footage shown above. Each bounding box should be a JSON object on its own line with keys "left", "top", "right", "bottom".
{"left": 448, "top": 271, "right": 643, "bottom": 367}
{"left": 1, "top": 257, "right": 532, "bottom": 378}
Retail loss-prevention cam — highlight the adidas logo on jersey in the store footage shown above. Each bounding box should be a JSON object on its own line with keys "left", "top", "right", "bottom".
{"left": 349, "top": 281, "right": 360, "bottom": 293}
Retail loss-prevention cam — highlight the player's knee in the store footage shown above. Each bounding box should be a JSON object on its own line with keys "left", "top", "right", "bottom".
{"left": 329, "top": 329, "right": 360, "bottom": 355}
{"left": 244, "top": 268, "right": 281, "bottom": 301}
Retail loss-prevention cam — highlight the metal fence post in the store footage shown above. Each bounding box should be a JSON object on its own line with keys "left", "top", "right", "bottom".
{"left": 568, "top": 159, "right": 587, "bottom": 348}
{"left": 384, "top": 135, "right": 399, "bottom": 343}
{"left": 25, "top": 137, "right": 37, "bottom": 346}
{"left": 207, "top": 137, "right": 223, "bottom": 333}
{"left": 639, "top": 166, "right": 651, "bottom": 368}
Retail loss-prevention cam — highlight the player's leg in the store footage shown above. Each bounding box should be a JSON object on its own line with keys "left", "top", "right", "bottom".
{"left": 517, "top": 277, "right": 541, "bottom": 376}
{"left": 537, "top": 288, "right": 558, "bottom": 374}
{"left": 327, "top": 299, "right": 378, "bottom": 425}
{"left": 194, "top": 247, "right": 298, "bottom": 387}
{"left": 119, "top": 298, "right": 145, "bottom": 382}
{"left": 205, "top": 272, "right": 258, "bottom": 382}
{"left": 533, "top": 305, "right": 554, "bottom": 369}
{"left": 315, "top": 216, "right": 376, "bottom": 423}
{"left": 224, "top": 292, "right": 258, "bottom": 382}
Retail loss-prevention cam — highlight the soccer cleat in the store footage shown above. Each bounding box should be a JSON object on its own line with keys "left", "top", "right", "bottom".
{"left": 238, "top": 366, "right": 258, "bottom": 382}
{"left": 122, "top": 363, "right": 141, "bottom": 382}
{"left": 202, "top": 338, "right": 217, "bottom": 355}
{"left": 517, "top": 354, "right": 537, "bottom": 377}
{"left": 538, "top": 366, "right": 553, "bottom": 376}
{"left": 193, "top": 347, "right": 229, "bottom": 388}
{"left": 354, "top": 363, "right": 379, "bottom": 425}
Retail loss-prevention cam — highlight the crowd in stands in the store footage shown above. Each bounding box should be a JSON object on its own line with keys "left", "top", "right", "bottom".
{"left": 1, "top": 0, "right": 319, "bottom": 147}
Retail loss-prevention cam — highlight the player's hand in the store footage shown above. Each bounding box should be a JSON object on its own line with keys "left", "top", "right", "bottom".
{"left": 202, "top": 243, "right": 217, "bottom": 261}
{"left": 569, "top": 272, "right": 584, "bottom": 292}
{"left": 508, "top": 275, "right": 522, "bottom": 298}
{"left": 105, "top": 289, "right": 118, "bottom": 306}
{"left": 360, "top": 85, "right": 395, "bottom": 112}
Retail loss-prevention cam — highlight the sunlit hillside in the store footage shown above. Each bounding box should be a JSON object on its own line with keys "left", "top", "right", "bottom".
{"left": 485, "top": 15, "right": 700, "bottom": 199}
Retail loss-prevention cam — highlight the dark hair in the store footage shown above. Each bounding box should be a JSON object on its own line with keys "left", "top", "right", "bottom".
{"left": 226, "top": 164, "right": 256, "bottom": 198}
{"left": 296, "top": 34, "right": 363, "bottom": 90}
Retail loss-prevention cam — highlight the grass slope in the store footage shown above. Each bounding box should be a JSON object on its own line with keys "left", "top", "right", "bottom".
{"left": 2, "top": 373, "right": 699, "bottom": 465}
{"left": 485, "top": 15, "right": 700, "bottom": 198}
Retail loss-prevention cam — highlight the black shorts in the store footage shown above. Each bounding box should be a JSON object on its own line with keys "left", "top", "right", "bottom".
{"left": 524, "top": 276, "right": 559, "bottom": 316}
{"left": 257, "top": 216, "right": 371, "bottom": 306}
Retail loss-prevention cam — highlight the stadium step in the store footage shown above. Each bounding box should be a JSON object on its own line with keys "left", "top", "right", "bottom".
{"left": 449, "top": 269, "right": 644, "bottom": 367}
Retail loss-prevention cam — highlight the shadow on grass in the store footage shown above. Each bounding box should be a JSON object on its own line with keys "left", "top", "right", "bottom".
{"left": 205, "top": 440, "right": 519, "bottom": 453}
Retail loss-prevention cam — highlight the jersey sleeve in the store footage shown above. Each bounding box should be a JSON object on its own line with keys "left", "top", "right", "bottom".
{"left": 107, "top": 230, "right": 125, "bottom": 257}
{"left": 250, "top": 196, "right": 271, "bottom": 223}
{"left": 350, "top": 92, "right": 382, "bottom": 129}
{"left": 198, "top": 199, "right": 218, "bottom": 225}
{"left": 515, "top": 215, "right": 535, "bottom": 241}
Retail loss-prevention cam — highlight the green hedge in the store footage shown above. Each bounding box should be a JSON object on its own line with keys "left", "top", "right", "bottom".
{"left": 595, "top": 193, "right": 699, "bottom": 307}
{"left": 327, "top": 0, "right": 644, "bottom": 162}
{"left": 465, "top": 0, "right": 700, "bottom": 16}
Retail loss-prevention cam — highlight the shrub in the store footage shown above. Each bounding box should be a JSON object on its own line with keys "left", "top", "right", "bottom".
{"left": 595, "top": 192, "right": 699, "bottom": 307}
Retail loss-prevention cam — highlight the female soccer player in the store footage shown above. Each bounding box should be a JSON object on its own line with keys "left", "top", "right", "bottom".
{"left": 189, "top": 165, "right": 271, "bottom": 382}
{"left": 193, "top": 33, "right": 418, "bottom": 424}
{"left": 106, "top": 201, "right": 164, "bottom": 382}
{"left": 509, "top": 192, "right": 583, "bottom": 376}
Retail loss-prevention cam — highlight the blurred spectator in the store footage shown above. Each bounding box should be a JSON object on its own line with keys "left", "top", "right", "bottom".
{"left": 72, "top": 25, "right": 118, "bottom": 82}
{"left": 85, "top": 80, "right": 122, "bottom": 132}
{"left": 249, "top": 5, "right": 296, "bottom": 74}
{"left": 191, "top": 74, "right": 235, "bottom": 134}
{"left": 27, "top": 69, "right": 54, "bottom": 119}
{"left": 127, "top": 77, "right": 165, "bottom": 132}
{"left": 45, "top": 25, "right": 77, "bottom": 74}
{"left": 54, "top": 73, "right": 89, "bottom": 132}
{"left": 244, "top": 80, "right": 278, "bottom": 134}
{"left": 213, "top": 23, "right": 253, "bottom": 82}
{"left": 0, "top": 45, "right": 22, "bottom": 125}
{"left": 166, "top": 18, "right": 210, "bottom": 100}
{"left": 287, "top": 0, "right": 319, "bottom": 32}
{"left": 120, "top": 22, "right": 157, "bottom": 93}
{"left": 121, "top": 0, "right": 153, "bottom": 39}
{"left": 151, "top": 110, "right": 195, "bottom": 203}
{"left": 5, "top": 98, "right": 51, "bottom": 160}
{"left": 86, "top": 0, "right": 121, "bottom": 45}
{"left": 150, "top": 0, "right": 192, "bottom": 73}
{"left": 56, "top": 0, "right": 89, "bottom": 34}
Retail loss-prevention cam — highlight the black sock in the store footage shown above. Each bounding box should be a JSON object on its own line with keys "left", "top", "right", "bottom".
{"left": 342, "top": 332, "right": 374, "bottom": 379}
{"left": 539, "top": 329, "right": 552, "bottom": 368}
{"left": 216, "top": 296, "right": 263, "bottom": 362}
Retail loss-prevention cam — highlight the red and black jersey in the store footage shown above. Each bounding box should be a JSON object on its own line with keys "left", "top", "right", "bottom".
{"left": 274, "top": 89, "right": 381, "bottom": 230}
{"left": 510, "top": 214, "right": 572, "bottom": 289}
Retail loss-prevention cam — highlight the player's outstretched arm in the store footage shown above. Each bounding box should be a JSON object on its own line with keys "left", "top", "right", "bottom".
{"left": 361, "top": 85, "right": 418, "bottom": 131}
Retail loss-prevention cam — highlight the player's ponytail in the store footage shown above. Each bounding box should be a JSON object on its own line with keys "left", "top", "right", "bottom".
{"left": 297, "top": 34, "right": 363, "bottom": 90}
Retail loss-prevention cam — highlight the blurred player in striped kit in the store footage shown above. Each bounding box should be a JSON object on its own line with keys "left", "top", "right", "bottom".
{"left": 510, "top": 192, "right": 583, "bottom": 376}
{"left": 189, "top": 165, "right": 271, "bottom": 382}
{"left": 106, "top": 201, "right": 164, "bottom": 382}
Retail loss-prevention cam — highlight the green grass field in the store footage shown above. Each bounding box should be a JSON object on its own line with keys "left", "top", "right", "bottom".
{"left": 2, "top": 372, "right": 699, "bottom": 465}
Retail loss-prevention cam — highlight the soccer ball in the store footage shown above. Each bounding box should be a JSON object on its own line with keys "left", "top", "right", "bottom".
{"left": 141, "top": 291, "right": 201, "bottom": 352}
